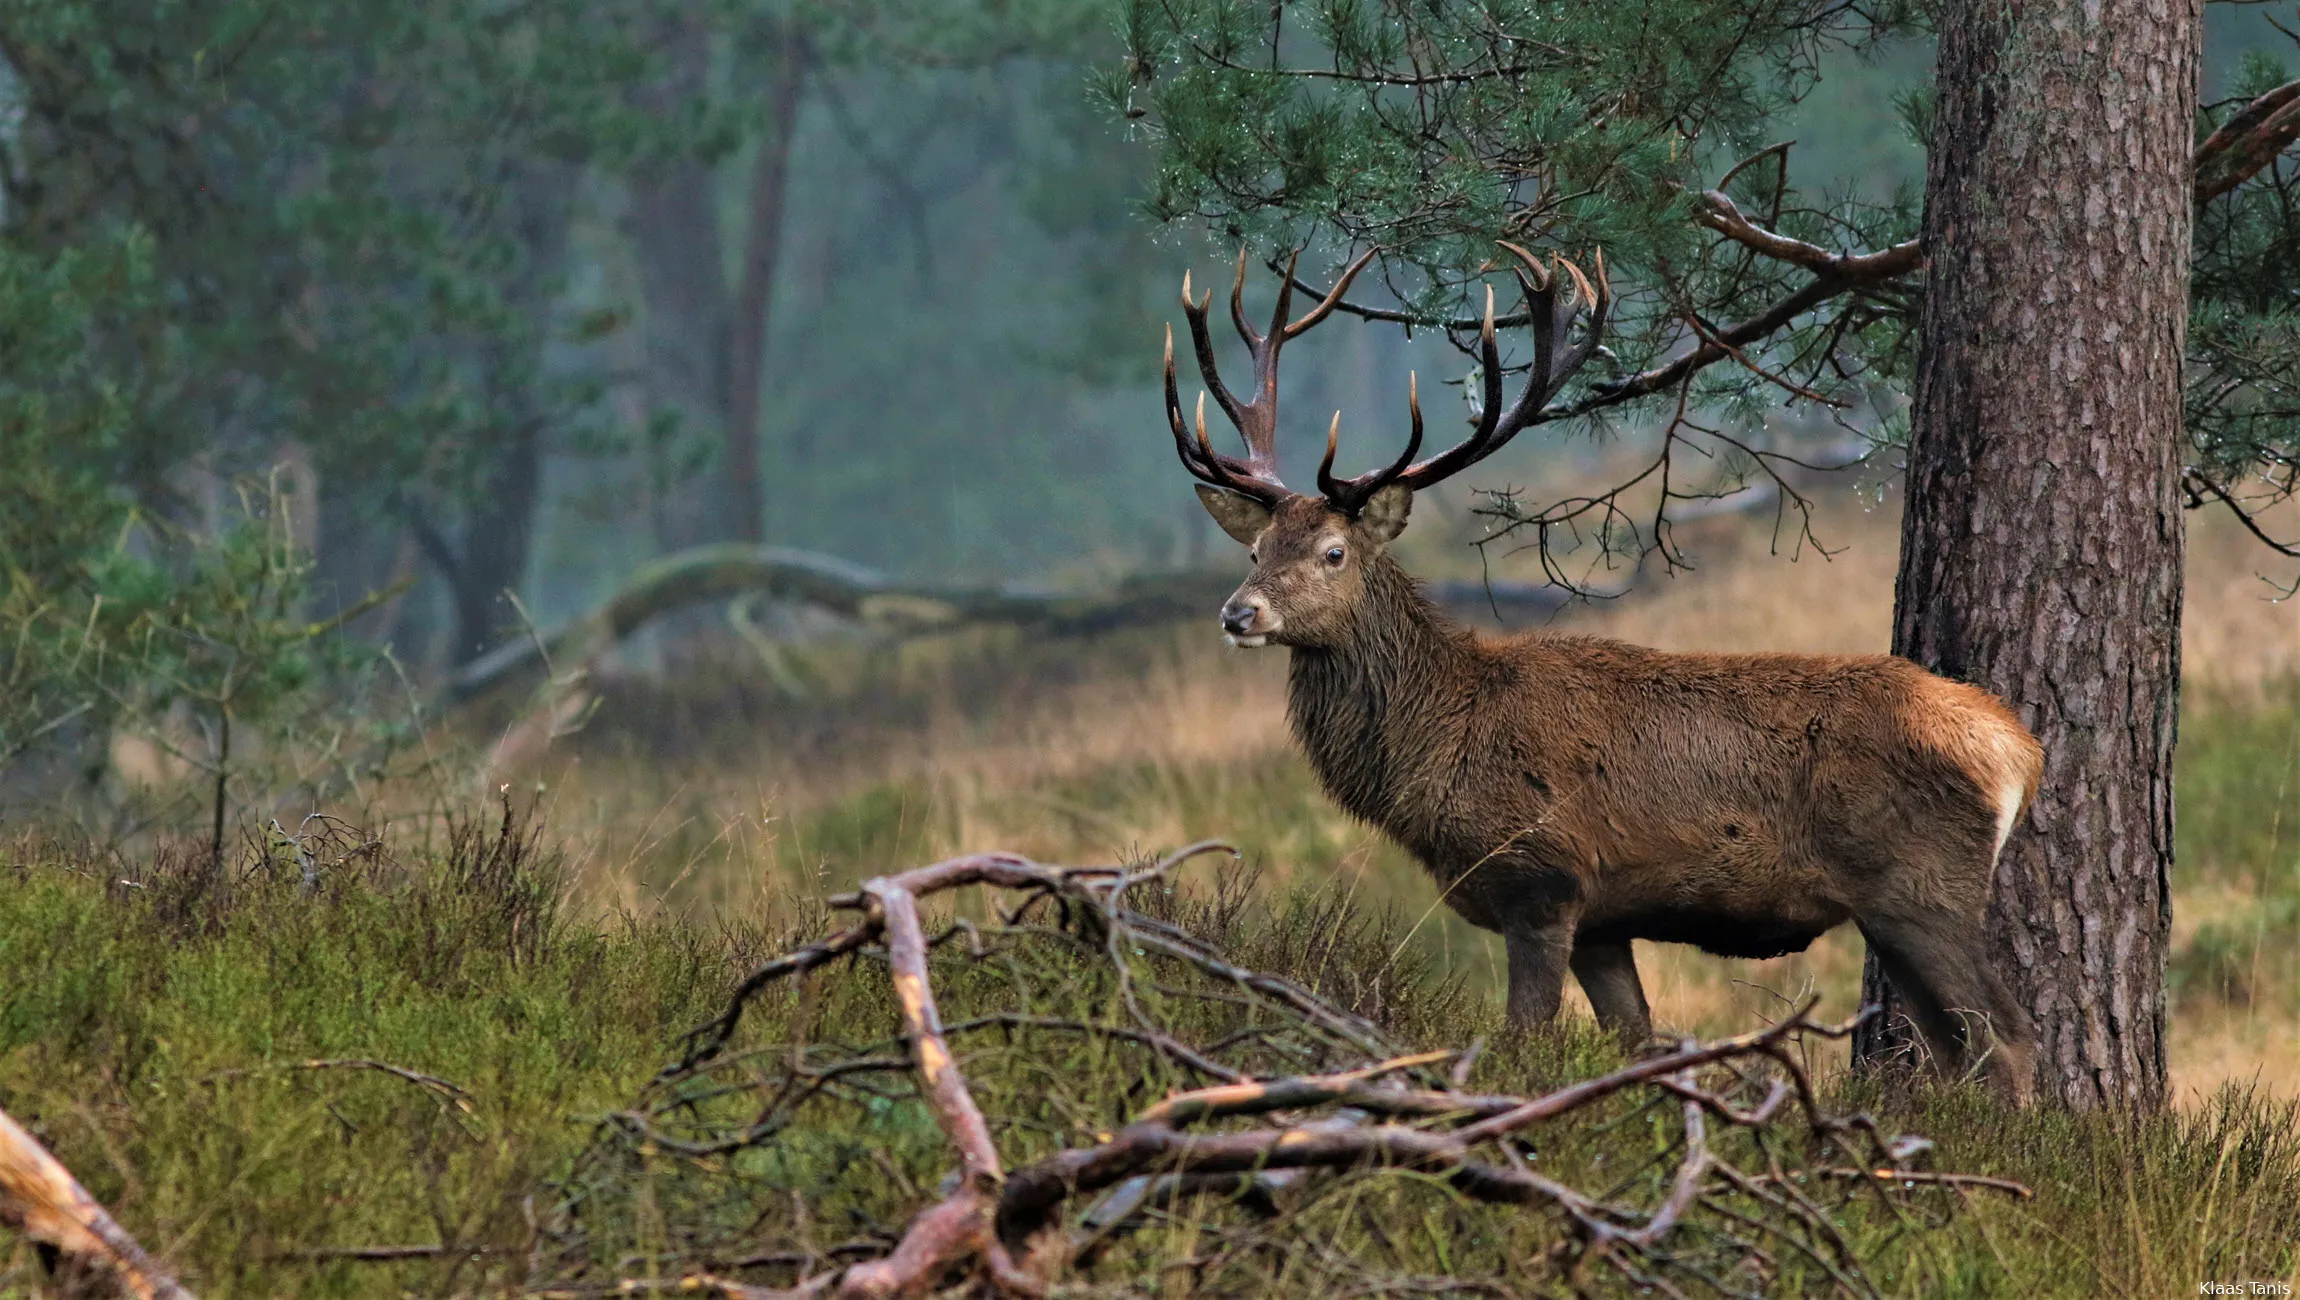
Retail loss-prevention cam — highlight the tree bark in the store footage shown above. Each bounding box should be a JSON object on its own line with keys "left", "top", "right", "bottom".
{"left": 724, "top": 22, "right": 808, "bottom": 543}
{"left": 1857, "top": 0, "right": 2198, "bottom": 1108}
{"left": 425, "top": 160, "right": 578, "bottom": 665}
{"left": 446, "top": 415, "right": 545, "bottom": 663}
{"left": 624, "top": 0, "right": 732, "bottom": 552}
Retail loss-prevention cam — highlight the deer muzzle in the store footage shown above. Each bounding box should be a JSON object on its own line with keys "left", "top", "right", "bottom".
{"left": 1221, "top": 594, "right": 1280, "bottom": 647}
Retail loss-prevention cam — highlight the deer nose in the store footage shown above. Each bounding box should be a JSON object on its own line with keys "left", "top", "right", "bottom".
{"left": 1221, "top": 599, "right": 1265, "bottom": 636}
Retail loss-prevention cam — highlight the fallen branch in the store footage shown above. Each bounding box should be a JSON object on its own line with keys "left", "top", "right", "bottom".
{"left": 450, "top": 546, "right": 1583, "bottom": 705}
{"left": 0, "top": 1104, "right": 195, "bottom": 1299}
{"left": 274, "top": 1242, "right": 508, "bottom": 1261}
{"left": 201, "top": 1057, "right": 475, "bottom": 1119}
{"left": 537, "top": 849, "right": 1997, "bottom": 1299}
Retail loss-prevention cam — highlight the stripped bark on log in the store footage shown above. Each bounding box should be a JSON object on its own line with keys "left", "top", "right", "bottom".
{"left": 0, "top": 1104, "right": 193, "bottom": 1299}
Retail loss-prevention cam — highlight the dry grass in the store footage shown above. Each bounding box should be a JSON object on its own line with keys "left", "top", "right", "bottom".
{"left": 498, "top": 493, "right": 2298, "bottom": 1107}
{"left": 6, "top": 489, "right": 2296, "bottom": 1296}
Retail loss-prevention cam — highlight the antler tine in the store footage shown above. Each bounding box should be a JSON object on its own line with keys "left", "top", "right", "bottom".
{"left": 1320, "top": 371, "right": 1425, "bottom": 509}
{"left": 1464, "top": 246, "right": 1609, "bottom": 443}
{"left": 1266, "top": 248, "right": 1300, "bottom": 353}
{"left": 1169, "top": 271, "right": 1290, "bottom": 503}
{"left": 1315, "top": 242, "right": 1609, "bottom": 515}
{"left": 1158, "top": 246, "right": 1397, "bottom": 508}
{"left": 1180, "top": 270, "right": 1254, "bottom": 449}
{"left": 1317, "top": 410, "right": 1343, "bottom": 490}
{"left": 1498, "top": 239, "right": 1552, "bottom": 295}
{"left": 1477, "top": 283, "right": 1507, "bottom": 438}
{"left": 1494, "top": 241, "right": 1569, "bottom": 433}
{"left": 1228, "top": 247, "right": 1262, "bottom": 351}
{"left": 1164, "top": 324, "right": 1218, "bottom": 479}
{"left": 1166, "top": 323, "right": 1271, "bottom": 498}
{"left": 1550, "top": 249, "right": 1610, "bottom": 379}
{"left": 1319, "top": 373, "right": 1424, "bottom": 506}
{"left": 1282, "top": 246, "right": 1378, "bottom": 340}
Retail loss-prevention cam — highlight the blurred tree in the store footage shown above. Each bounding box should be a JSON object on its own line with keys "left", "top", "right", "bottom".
{"left": 611, "top": 0, "right": 1112, "bottom": 547}
{"left": 1117, "top": 0, "right": 2300, "bottom": 1106}
{"left": 0, "top": 0, "right": 649, "bottom": 666}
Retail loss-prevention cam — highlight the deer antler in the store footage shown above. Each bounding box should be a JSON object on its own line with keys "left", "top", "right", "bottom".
{"left": 1164, "top": 246, "right": 1378, "bottom": 506}
{"left": 1319, "top": 243, "right": 1610, "bottom": 516}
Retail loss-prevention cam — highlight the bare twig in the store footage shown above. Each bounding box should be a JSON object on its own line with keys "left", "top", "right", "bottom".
{"left": 201, "top": 1057, "right": 475, "bottom": 1118}
{"left": 2184, "top": 468, "right": 2300, "bottom": 559}
{"left": 543, "top": 852, "right": 1985, "bottom": 1299}
{"left": 1791, "top": 1168, "right": 2033, "bottom": 1198}
{"left": 1686, "top": 190, "right": 1920, "bottom": 283}
{"left": 274, "top": 1242, "right": 509, "bottom": 1261}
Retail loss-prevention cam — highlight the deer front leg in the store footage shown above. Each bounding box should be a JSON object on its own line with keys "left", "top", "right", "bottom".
{"left": 1502, "top": 920, "right": 1576, "bottom": 1028}
{"left": 1570, "top": 940, "right": 1652, "bottom": 1045}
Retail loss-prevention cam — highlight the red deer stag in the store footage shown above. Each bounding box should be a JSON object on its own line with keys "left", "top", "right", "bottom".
{"left": 1164, "top": 244, "right": 2042, "bottom": 1099}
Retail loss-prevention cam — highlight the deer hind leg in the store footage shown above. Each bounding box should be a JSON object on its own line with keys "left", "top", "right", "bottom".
{"left": 1861, "top": 912, "right": 2036, "bottom": 1104}
{"left": 1502, "top": 921, "right": 1576, "bottom": 1029}
{"left": 1570, "top": 940, "right": 1652, "bottom": 1045}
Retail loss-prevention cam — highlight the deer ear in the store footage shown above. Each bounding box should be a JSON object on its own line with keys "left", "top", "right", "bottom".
{"left": 1355, "top": 484, "right": 1412, "bottom": 548}
{"left": 1195, "top": 485, "right": 1271, "bottom": 546}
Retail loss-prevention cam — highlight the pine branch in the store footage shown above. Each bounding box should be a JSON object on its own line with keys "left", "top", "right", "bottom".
{"left": 2196, "top": 79, "right": 2300, "bottom": 205}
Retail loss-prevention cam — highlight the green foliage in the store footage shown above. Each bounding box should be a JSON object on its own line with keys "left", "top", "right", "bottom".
{"left": 0, "top": 474, "right": 390, "bottom": 859}
{"left": 1110, "top": 0, "right": 1929, "bottom": 399}
{"left": 2172, "top": 896, "right": 2300, "bottom": 1008}
{"left": 0, "top": 229, "right": 154, "bottom": 580}
{"left": 0, "top": 0, "right": 661, "bottom": 706}
{"left": 0, "top": 0, "right": 633, "bottom": 489}
{"left": 2176, "top": 679, "right": 2300, "bottom": 887}
{"left": 2192, "top": 48, "right": 2300, "bottom": 520}
{"left": 1117, "top": 0, "right": 2300, "bottom": 576}
{"left": 0, "top": 806, "right": 750, "bottom": 1296}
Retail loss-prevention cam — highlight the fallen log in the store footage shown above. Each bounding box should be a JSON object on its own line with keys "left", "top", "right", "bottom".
{"left": 447, "top": 544, "right": 1585, "bottom": 703}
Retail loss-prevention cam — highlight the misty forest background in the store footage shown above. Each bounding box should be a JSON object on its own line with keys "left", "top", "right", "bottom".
{"left": 5, "top": 0, "right": 2300, "bottom": 1292}
{"left": 15, "top": 0, "right": 2221, "bottom": 663}
{"left": 4, "top": 0, "right": 2300, "bottom": 1055}
{"left": 5, "top": 0, "right": 2300, "bottom": 1058}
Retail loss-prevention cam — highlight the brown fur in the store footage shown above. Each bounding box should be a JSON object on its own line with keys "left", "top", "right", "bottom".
{"left": 1208, "top": 491, "right": 2044, "bottom": 1098}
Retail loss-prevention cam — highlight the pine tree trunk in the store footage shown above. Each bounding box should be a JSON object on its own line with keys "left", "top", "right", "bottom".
{"left": 1855, "top": 0, "right": 2198, "bottom": 1108}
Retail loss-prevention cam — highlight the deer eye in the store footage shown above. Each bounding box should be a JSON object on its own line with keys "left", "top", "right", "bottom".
{"left": 1324, "top": 545, "right": 1346, "bottom": 566}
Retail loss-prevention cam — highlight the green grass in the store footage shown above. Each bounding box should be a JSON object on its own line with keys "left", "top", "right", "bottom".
{"left": 4, "top": 684, "right": 2300, "bottom": 1295}
{"left": 0, "top": 809, "right": 755, "bottom": 1296}
{"left": 2177, "top": 678, "right": 2300, "bottom": 887}
{"left": 2172, "top": 679, "right": 2300, "bottom": 1016}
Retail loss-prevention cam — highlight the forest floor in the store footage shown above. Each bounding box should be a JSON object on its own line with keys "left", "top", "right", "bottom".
{"left": 4, "top": 497, "right": 2298, "bottom": 1296}
{"left": 535, "top": 496, "right": 2300, "bottom": 1104}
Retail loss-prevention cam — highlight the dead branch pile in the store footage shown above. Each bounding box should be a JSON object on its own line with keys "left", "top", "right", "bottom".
{"left": 533, "top": 849, "right": 2021, "bottom": 1299}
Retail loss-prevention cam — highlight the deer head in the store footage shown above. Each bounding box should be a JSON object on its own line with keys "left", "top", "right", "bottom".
{"left": 1166, "top": 244, "right": 1611, "bottom": 647}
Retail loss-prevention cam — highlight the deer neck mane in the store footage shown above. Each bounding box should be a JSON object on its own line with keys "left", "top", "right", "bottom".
{"left": 1283, "top": 553, "right": 1477, "bottom": 830}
